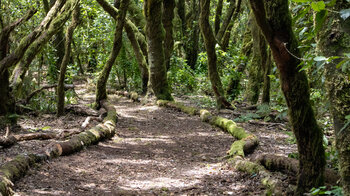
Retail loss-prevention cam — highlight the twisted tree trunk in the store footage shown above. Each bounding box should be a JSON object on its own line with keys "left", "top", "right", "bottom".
{"left": 249, "top": 0, "right": 326, "bottom": 194}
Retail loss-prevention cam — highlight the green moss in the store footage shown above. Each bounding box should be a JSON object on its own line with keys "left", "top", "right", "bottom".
{"left": 200, "top": 109, "right": 212, "bottom": 122}
{"left": 229, "top": 140, "right": 246, "bottom": 157}
{"left": 156, "top": 100, "right": 169, "bottom": 106}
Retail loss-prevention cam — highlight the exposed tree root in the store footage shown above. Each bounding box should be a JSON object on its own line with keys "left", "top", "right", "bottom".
{"left": 0, "top": 136, "right": 17, "bottom": 148}
{"left": 256, "top": 154, "right": 340, "bottom": 185}
{"left": 0, "top": 101, "right": 117, "bottom": 196}
{"left": 230, "top": 156, "right": 292, "bottom": 195}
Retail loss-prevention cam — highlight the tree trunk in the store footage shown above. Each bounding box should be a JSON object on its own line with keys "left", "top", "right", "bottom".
{"left": 316, "top": 1, "right": 350, "bottom": 194}
{"left": 185, "top": 0, "right": 199, "bottom": 70}
{"left": 57, "top": 2, "right": 80, "bottom": 116}
{"left": 249, "top": 0, "right": 326, "bottom": 194}
{"left": 226, "top": 18, "right": 253, "bottom": 101}
{"left": 214, "top": 0, "right": 223, "bottom": 35}
{"left": 162, "top": 0, "right": 175, "bottom": 70}
{"left": 124, "top": 20, "right": 149, "bottom": 95}
{"left": 199, "top": 0, "right": 231, "bottom": 109}
{"left": 261, "top": 49, "right": 271, "bottom": 104}
{"left": 10, "top": 0, "right": 77, "bottom": 98}
{"left": 177, "top": 0, "right": 186, "bottom": 37}
{"left": 95, "top": 0, "right": 129, "bottom": 108}
{"left": 246, "top": 17, "right": 266, "bottom": 105}
{"left": 216, "top": 0, "right": 236, "bottom": 45}
{"left": 144, "top": 0, "right": 173, "bottom": 101}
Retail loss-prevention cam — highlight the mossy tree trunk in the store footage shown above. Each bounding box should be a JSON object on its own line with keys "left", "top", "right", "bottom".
{"left": 10, "top": 0, "right": 77, "bottom": 98}
{"left": 249, "top": 0, "right": 326, "bottom": 194}
{"left": 124, "top": 20, "right": 149, "bottom": 94}
{"left": 214, "top": 0, "right": 223, "bottom": 35}
{"left": 144, "top": 0, "right": 173, "bottom": 101}
{"left": 317, "top": 1, "right": 350, "bottom": 194}
{"left": 162, "top": 0, "right": 175, "bottom": 70}
{"left": 0, "top": 9, "right": 36, "bottom": 115}
{"left": 261, "top": 49, "right": 271, "bottom": 104}
{"left": 185, "top": 0, "right": 200, "bottom": 70}
{"left": 95, "top": 0, "right": 129, "bottom": 108}
{"left": 199, "top": 0, "right": 231, "bottom": 109}
{"left": 226, "top": 17, "right": 253, "bottom": 101}
{"left": 177, "top": 0, "right": 186, "bottom": 38}
{"left": 215, "top": 0, "right": 238, "bottom": 46}
{"left": 246, "top": 17, "right": 265, "bottom": 105}
{"left": 57, "top": 2, "right": 80, "bottom": 116}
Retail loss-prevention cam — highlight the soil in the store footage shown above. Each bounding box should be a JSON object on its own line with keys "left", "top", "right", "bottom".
{"left": 1, "top": 83, "right": 298, "bottom": 195}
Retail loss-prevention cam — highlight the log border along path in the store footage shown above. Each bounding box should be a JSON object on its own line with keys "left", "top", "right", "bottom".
{"left": 12, "top": 94, "right": 267, "bottom": 195}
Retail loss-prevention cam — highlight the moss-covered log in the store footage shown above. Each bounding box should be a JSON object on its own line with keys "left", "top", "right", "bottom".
{"left": 157, "top": 100, "right": 258, "bottom": 156}
{"left": 230, "top": 156, "right": 287, "bottom": 195}
{"left": 0, "top": 101, "right": 117, "bottom": 196}
{"left": 256, "top": 154, "right": 340, "bottom": 185}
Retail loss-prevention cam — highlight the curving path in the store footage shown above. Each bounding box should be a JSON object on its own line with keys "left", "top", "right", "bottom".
{"left": 14, "top": 97, "right": 264, "bottom": 195}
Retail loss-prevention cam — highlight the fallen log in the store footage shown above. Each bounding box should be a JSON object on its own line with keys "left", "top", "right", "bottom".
{"left": 0, "top": 101, "right": 117, "bottom": 195}
{"left": 230, "top": 156, "right": 292, "bottom": 195}
{"left": 156, "top": 100, "right": 258, "bottom": 157}
{"left": 256, "top": 154, "right": 340, "bottom": 185}
{"left": 0, "top": 136, "right": 17, "bottom": 148}
{"left": 108, "top": 89, "right": 140, "bottom": 102}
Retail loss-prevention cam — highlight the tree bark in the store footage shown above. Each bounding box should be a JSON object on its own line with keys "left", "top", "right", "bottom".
{"left": 124, "top": 20, "right": 149, "bottom": 95}
{"left": 214, "top": 0, "right": 223, "bottom": 35}
{"left": 316, "top": 1, "right": 350, "bottom": 194}
{"left": 199, "top": 0, "right": 231, "bottom": 109}
{"left": 95, "top": 0, "right": 129, "bottom": 108}
{"left": 144, "top": 0, "right": 173, "bottom": 100}
{"left": 57, "top": 1, "right": 80, "bottom": 116}
{"left": 216, "top": 0, "right": 236, "bottom": 45}
{"left": 162, "top": 0, "right": 175, "bottom": 70}
{"left": 249, "top": 0, "right": 326, "bottom": 194}
{"left": 10, "top": 0, "right": 77, "bottom": 98}
{"left": 246, "top": 17, "right": 266, "bottom": 105}
{"left": 261, "top": 49, "right": 271, "bottom": 104}
{"left": 177, "top": 0, "right": 186, "bottom": 37}
{"left": 185, "top": 0, "right": 199, "bottom": 70}
{"left": 0, "top": 0, "right": 66, "bottom": 74}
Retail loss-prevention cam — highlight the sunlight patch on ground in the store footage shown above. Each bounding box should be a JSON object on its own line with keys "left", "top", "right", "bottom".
{"left": 122, "top": 137, "right": 176, "bottom": 145}
{"left": 138, "top": 105, "right": 160, "bottom": 112}
{"left": 103, "top": 158, "right": 170, "bottom": 167}
{"left": 120, "top": 177, "right": 200, "bottom": 190}
{"left": 183, "top": 163, "right": 223, "bottom": 178}
{"left": 22, "top": 190, "right": 68, "bottom": 195}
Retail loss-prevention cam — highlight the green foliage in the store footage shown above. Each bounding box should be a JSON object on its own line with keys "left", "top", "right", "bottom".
{"left": 168, "top": 56, "right": 197, "bottom": 94}
{"left": 285, "top": 131, "right": 297, "bottom": 144}
{"left": 310, "top": 186, "right": 343, "bottom": 195}
{"left": 234, "top": 113, "right": 260, "bottom": 123}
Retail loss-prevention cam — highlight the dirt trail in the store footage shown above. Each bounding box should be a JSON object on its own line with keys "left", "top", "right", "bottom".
{"left": 14, "top": 97, "right": 264, "bottom": 195}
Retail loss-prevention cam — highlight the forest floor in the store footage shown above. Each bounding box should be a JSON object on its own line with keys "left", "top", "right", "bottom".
{"left": 1, "top": 81, "right": 298, "bottom": 195}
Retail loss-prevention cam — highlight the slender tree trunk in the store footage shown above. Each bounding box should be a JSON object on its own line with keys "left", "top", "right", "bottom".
{"left": 177, "top": 0, "right": 186, "bottom": 37}
{"left": 249, "top": 0, "right": 325, "bottom": 194}
{"left": 95, "top": 0, "right": 129, "bottom": 108}
{"left": 261, "top": 49, "right": 271, "bottom": 104}
{"left": 124, "top": 20, "right": 149, "bottom": 94}
{"left": 246, "top": 17, "right": 266, "bottom": 104}
{"left": 144, "top": 0, "right": 173, "bottom": 100}
{"left": 214, "top": 0, "right": 223, "bottom": 35}
{"left": 216, "top": 0, "right": 236, "bottom": 45}
{"left": 185, "top": 0, "right": 199, "bottom": 70}
{"left": 317, "top": 1, "right": 350, "bottom": 194}
{"left": 162, "top": 0, "right": 175, "bottom": 70}
{"left": 226, "top": 17, "right": 253, "bottom": 100}
{"left": 199, "top": 0, "right": 231, "bottom": 109}
{"left": 57, "top": 1, "right": 80, "bottom": 116}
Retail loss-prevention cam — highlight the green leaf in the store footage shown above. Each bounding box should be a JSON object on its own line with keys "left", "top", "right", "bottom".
{"left": 314, "top": 56, "right": 328, "bottom": 61}
{"left": 292, "top": 0, "right": 312, "bottom": 2}
{"left": 336, "top": 59, "right": 346, "bottom": 68}
{"left": 311, "top": 1, "right": 326, "bottom": 12}
{"left": 340, "top": 9, "right": 350, "bottom": 20}
{"left": 314, "top": 10, "right": 328, "bottom": 34}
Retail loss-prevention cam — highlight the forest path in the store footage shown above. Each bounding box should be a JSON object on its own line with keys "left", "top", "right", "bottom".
{"left": 14, "top": 95, "right": 264, "bottom": 195}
